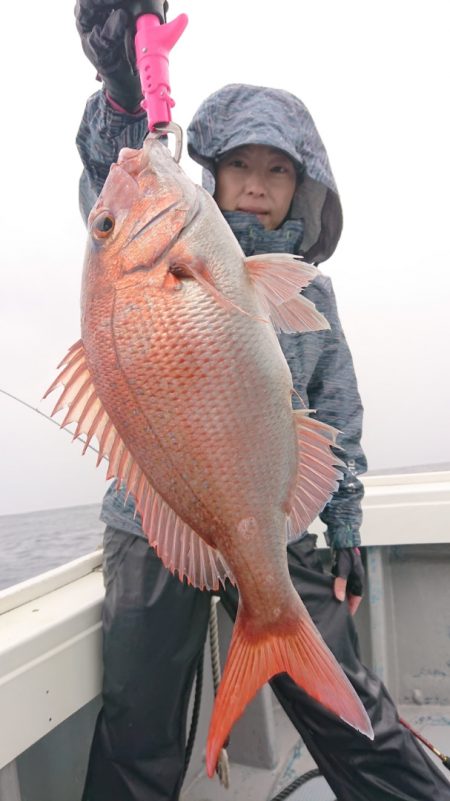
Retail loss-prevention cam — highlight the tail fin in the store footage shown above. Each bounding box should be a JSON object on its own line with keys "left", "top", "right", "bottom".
{"left": 206, "top": 605, "right": 373, "bottom": 777}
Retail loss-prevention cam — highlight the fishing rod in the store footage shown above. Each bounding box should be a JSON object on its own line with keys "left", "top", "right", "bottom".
{"left": 399, "top": 716, "right": 450, "bottom": 771}
{"left": 0, "top": 387, "right": 99, "bottom": 457}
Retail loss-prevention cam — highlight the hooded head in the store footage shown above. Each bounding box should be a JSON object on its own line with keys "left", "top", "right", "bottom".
{"left": 187, "top": 83, "right": 343, "bottom": 264}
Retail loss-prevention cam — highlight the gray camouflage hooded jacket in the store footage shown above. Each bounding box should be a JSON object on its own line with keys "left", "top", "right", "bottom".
{"left": 76, "top": 83, "right": 366, "bottom": 549}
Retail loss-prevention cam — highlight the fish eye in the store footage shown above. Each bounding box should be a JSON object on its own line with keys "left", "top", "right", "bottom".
{"left": 91, "top": 211, "right": 115, "bottom": 239}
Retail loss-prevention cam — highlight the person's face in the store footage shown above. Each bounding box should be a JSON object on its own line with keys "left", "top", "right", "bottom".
{"left": 214, "top": 144, "right": 297, "bottom": 230}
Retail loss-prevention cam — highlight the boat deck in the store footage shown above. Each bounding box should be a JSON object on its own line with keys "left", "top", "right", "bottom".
{"left": 1, "top": 469, "right": 449, "bottom": 801}
{"left": 182, "top": 702, "right": 450, "bottom": 801}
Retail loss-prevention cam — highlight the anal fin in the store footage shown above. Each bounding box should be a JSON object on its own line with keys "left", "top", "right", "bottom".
{"left": 44, "top": 341, "right": 235, "bottom": 591}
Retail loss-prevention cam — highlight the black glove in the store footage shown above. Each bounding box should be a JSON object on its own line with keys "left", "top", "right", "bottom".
{"left": 75, "top": 1, "right": 168, "bottom": 113}
{"left": 332, "top": 547, "right": 365, "bottom": 598}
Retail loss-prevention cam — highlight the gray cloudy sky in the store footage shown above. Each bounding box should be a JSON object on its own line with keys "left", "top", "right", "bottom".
{"left": 1, "top": 0, "right": 449, "bottom": 516}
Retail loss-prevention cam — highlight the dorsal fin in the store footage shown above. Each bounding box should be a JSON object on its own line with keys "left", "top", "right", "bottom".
{"left": 44, "top": 342, "right": 235, "bottom": 590}
{"left": 245, "top": 253, "right": 329, "bottom": 333}
{"left": 288, "top": 409, "right": 345, "bottom": 538}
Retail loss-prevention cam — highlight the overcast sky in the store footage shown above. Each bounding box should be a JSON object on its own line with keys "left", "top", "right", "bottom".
{"left": 1, "top": 0, "right": 449, "bottom": 516}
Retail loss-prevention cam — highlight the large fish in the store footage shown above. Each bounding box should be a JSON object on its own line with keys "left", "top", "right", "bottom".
{"left": 46, "top": 135, "right": 372, "bottom": 776}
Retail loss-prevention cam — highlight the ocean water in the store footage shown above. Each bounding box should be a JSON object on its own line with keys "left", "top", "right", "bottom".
{"left": 0, "top": 503, "right": 104, "bottom": 591}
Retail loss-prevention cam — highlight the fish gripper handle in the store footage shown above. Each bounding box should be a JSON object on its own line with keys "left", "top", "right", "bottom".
{"left": 133, "top": 8, "right": 188, "bottom": 132}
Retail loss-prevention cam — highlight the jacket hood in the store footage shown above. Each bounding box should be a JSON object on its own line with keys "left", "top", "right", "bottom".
{"left": 187, "top": 83, "right": 343, "bottom": 264}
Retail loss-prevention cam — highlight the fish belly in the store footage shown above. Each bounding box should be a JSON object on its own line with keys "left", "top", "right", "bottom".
{"left": 85, "top": 271, "right": 297, "bottom": 548}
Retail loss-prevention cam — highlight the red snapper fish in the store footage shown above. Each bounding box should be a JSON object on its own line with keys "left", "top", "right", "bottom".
{"left": 45, "top": 135, "right": 372, "bottom": 775}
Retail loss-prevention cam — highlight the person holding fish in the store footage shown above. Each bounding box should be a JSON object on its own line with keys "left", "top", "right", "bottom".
{"left": 66, "top": 2, "right": 450, "bottom": 800}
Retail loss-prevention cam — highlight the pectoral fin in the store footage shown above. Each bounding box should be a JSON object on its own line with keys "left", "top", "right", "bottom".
{"left": 168, "top": 255, "right": 266, "bottom": 321}
{"left": 245, "top": 253, "right": 329, "bottom": 333}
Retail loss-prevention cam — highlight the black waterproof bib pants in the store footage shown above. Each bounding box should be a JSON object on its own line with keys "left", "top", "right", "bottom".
{"left": 82, "top": 528, "right": 450, "bottom": 801}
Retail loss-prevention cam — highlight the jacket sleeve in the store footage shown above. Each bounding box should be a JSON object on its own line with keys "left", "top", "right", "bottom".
{"left": 76, "top": 90, "right": 148, "bottom": 224}
{"left": 305, "top": 276, "right": 367, "bottom": 550}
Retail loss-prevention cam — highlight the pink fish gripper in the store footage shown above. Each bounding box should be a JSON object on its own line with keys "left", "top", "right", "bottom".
{"left": 134, "top": 9, "right": 188, "bottom": 161}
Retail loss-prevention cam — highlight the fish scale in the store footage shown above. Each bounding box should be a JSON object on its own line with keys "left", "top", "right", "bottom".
{"left": 112, "top": 296, "right": 292, "bottom": 535}
{"left": 45, "top": 135, "right": 373, "bottom": 779}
